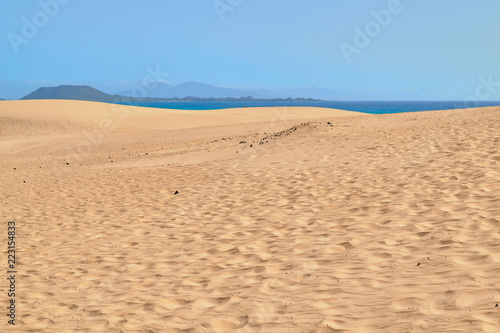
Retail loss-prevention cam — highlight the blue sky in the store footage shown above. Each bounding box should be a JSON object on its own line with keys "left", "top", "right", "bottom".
{"left": 1, "top": 0, "right": 499, "bottom": 100}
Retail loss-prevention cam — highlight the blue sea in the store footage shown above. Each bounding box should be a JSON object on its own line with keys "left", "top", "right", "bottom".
{"left": 116, "top": 100, "right": 500, "bottom": 114}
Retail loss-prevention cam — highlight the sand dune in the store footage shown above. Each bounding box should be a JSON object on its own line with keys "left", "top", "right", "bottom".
{"left": 1, "top": 100, "right": 499, "bottom": 332}
{"left": 0, "top": 100, "right": 362, "bottom": 135}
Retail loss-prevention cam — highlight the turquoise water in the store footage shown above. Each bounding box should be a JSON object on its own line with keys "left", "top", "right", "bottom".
{"left": 116, "top": 100, "right": 500, "bottom": 114}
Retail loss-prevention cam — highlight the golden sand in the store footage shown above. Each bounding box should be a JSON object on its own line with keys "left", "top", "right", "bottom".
{"left": 1, "top": 100, "right": 499, "bottom": 332}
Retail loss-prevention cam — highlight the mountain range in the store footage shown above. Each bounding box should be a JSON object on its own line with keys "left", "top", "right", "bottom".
{"left": 20, "top": 85, "right": 323, "bottom": 103}
{"left": 122, "top": 81, "right": 444, "bottom": 101}
{"left": 20, "top": 81, "right": 446, "bottom": 102}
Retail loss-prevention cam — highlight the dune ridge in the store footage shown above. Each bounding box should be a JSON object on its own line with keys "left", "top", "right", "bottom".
{"left": 1, "top": 100, "right": 499, "bottom": 332}
{"left": 0, "top": 100, "right": 363, "bottom": 136}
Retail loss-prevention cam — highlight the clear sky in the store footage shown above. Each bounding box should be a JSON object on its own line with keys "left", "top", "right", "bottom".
{"left": 1, "top": 0, "right": 499, "bottom": 99}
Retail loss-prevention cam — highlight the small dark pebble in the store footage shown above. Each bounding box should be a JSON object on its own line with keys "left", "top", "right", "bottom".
{"left": 496, "top": 304, "right": 498, "bottom": 307}
{"left": 239, "top": 141, "right": 246, "bottom": 144}
{"left": 250, "top": 144, "right": 253, "bottom": 148}
{"left": 13, "top": 168, "right": 16, "bottom": 170}
{"left": 145, "top": 153, "right": 148, "bottom": 155}
{"left": 23, "top": 181, "right": 25, "bottom": 183}
{"left": 66, "top": 163, "right": 69, "bottom": 165}
{"left": 416, "top": 263, "right": 420, "bottom": 266}
{"left": 174, "top": 191, "right": 179, "bottom": 195}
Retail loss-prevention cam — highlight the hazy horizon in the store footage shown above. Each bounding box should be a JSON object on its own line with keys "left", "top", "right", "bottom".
{"left": 14, "top": 81, "right": 500, "bottom": 103}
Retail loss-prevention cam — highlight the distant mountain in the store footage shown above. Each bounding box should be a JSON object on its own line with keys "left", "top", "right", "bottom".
{"left": 119, "top": 81, "right": 277, "bottom": 99}
{"left": 147, "top": 81, "right": 249, "bottom": 98}
{"left": 281, "top": 87, "right": 343, "bottom": 100}
{"left": 20, "top": 85, "right": 119, "bottom": 102}
{"left": 123, "top": 81, "right": 342, "bottom": 99}
{"left": 20, "top": 85, "right": 323, "bottom": 103}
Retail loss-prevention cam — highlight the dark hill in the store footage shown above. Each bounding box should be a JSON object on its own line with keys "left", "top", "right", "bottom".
{"left": 20, "top": 85, "right": 119, "bottom": 102}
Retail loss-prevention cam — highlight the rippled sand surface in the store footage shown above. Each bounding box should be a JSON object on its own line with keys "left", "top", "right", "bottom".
{"left": 1, "top": 100, "right": 499, "bottom": 332}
